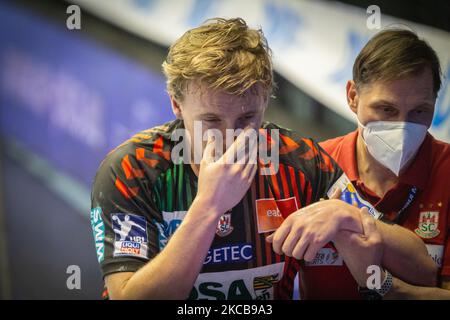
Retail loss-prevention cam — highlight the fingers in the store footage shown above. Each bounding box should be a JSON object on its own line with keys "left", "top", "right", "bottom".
{"left": 280, "top": 228, "right": 303, "bottom": 257}
{"left": 242, "top": 137, "right": 258, "bottom": 180}
{"left": 302, "top": 218, "right": 338, "bottom": 261}
{"left": 269, "top": 224, "right": 292, "bottom": 255}
{"left": 246, "top": 133, "right": 258, "bottom": 165}
{"left": 222, "top": 126, "right": 255, "bottom": 164}
{"left": 202, "top": 134, "right": 216, "bottom": 164}
{"left": 266, "top": 219, "right": 333, "bottom": 261}
{"left": 222, "top": 128, "right": 245, "bottom": 164}
{"left": 303, "top": 232, "right": 332, "bottom": 261}
{"left": 291, "top": 234, "right": 310, "bottom": 260}
{"left": 267, "top": 219, "right": 318, "bottom": 260}
{"left": 360, "top": 207, "right": 377, "bottom": 237}
{"left": 245, "top": 163, "right": 258, "bottom": 185}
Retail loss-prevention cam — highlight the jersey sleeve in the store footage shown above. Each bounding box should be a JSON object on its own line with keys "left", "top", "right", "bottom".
{"left": 90, "top": 143, "right": 162, "bottom": 278}
{"left": 277, "top": 129, "right": 344, "bottom": 202}
{"left": 301, "top": 139, "right": 344, "bottom": 202}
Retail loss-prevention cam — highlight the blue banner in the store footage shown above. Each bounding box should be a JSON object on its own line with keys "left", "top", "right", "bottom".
{"left": 0, "top": 2, "right": 173, "bottom": 187}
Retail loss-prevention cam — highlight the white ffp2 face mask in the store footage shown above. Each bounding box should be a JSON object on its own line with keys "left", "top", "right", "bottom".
{"left": 358, "top": 120, "right": 428, "bottom": 176}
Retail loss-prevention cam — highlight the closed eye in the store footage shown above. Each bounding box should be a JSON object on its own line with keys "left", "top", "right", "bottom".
{"left": 414, "top": 107, "right": 431, "bottom": 115}
{"left": 383, "top": 106, "right": 394, "bottom": 112}
{"left": 240, "top": 114, "right": 255, "bottom": 121}
{"left": 377, "top": 105, "right": 398, "bottom": 116}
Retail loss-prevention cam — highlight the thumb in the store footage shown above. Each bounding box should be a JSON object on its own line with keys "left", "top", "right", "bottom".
{"left": 202, "top": 134, "right": 215, "bottom": 163}
{"left": 360, "top": 207, "right": 377, "bottom": 236}
{"left": 266, "top": 233, "right": 274, "bottom": 243}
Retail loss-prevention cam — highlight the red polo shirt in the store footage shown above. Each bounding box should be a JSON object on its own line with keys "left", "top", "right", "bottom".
{"left": 298, "top": 130, "right": 450, "bottom": 299}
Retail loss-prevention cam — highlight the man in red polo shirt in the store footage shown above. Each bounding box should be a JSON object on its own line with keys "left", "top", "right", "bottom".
{"left": 306, "top": 29, "right": 450, "bottom": 299}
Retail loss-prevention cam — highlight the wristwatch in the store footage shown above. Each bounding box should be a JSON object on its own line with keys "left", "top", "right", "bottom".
{"left": 358, "top": 270, "right": 393, "bottom": 300}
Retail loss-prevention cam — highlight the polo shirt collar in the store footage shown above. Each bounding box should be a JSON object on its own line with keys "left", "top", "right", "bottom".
{"left": 340, "top": 130, "right": 359, "bottom": 182}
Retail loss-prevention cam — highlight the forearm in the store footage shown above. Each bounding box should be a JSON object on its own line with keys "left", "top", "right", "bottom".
{"left": 118, "top": 198, "right": 220, "bottom": 299}
{"left": 385, "top": 277, "right": 450, "bottom": 299}
{"left": 376, "top": 221, "right": 437, "bottom": 286}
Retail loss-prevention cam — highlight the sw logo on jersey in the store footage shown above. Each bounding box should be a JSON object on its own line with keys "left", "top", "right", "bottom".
{"left": 112, "top": 213, "right": 148, "bottom": 259}
{"left": 216, "top": 212, "right": 234, "bottom": 237}
{"left": 415, "top": 211, "right": 440, "bottom": 239}
{"left": 90, "top": 207, "right": 105, "bottom": 263}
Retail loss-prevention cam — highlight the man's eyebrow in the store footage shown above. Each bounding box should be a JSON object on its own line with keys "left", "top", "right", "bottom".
{"left": 199, "top": 113, "right": 221, "bottom": 118}
{"left": 370, "top": 100, "right": 434, "bottom": 110}
{"left": 369, "top": 99, "right": 396, "bottom": 107}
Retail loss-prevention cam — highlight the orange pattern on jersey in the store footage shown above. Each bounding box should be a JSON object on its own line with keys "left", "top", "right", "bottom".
{"left": 135, "top": 148, "right": 159, "bottom": 168}
{"left": 115, "top": 177, "right": 139, "bottom": 199}
{"left": 115, "top": 135, "right": 172, "bottom": 198}
{"left": 279, "top": 133, "right": 301, "bottom": 155}
{"left": 153, "top": 136, "right": 171, "bottom": 161}
{"left": 121, "top": 154, "right": 144, "bottom": 179}
{"left": 300, "top": 139, "right": 334, "bottom": 172}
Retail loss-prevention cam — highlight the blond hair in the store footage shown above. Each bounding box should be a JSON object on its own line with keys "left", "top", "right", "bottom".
{"left": 162, "top": 18, "right": 274, "bottom": 101}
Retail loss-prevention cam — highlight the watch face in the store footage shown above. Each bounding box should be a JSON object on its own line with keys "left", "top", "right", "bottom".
{"left": 359, "top": 288, "right": 382, "bottom": 300}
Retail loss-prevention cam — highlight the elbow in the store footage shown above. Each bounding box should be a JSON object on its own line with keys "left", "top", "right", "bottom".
{"left": 408, "top": 230, "right": 439, "bottom": 287}
{"left": 422, "top": 260, "right": 439, "bottom": 287}
{"left": 414, "top": 250, "right": 439, "bottom": 287}
{"left": 413, "top": 243, "right": 439, "bottom": 287}
{"left": 389, "top": 257, "right": 438, "bottom": 288}
{"left": 418, "top": 242, "right": 439, "bottom": 287}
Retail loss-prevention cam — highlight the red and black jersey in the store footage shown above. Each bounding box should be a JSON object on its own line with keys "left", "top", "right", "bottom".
{"left": 90, "top": 119, "right": 343, "bottom": 299}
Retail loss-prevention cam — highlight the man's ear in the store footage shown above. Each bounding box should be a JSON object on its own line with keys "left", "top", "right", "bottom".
{"left": 170, "top": 95, "right": 183, "bottom": 119}
{"left": 346, "top": 80, "right": 359, "bottom": 114}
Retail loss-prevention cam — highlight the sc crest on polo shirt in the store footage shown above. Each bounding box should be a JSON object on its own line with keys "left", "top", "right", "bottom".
{"left": 112, "top": 213, "right": 149, "bottom": 259}
{"left": 415, "top": 211, "right": 440, "bottom": 239}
